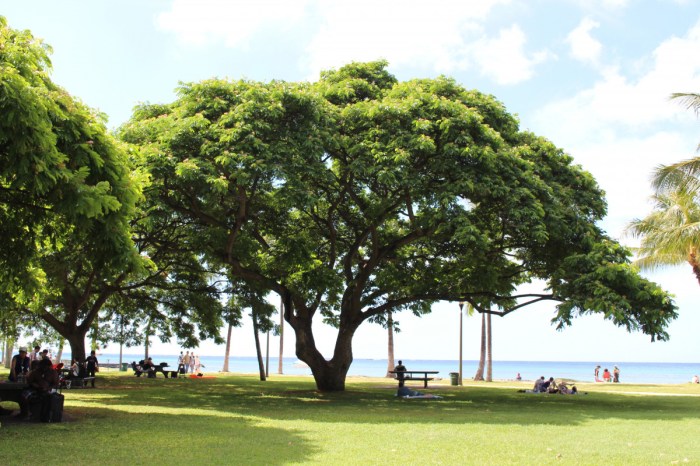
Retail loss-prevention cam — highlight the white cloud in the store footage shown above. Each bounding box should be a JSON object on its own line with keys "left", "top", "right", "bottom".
{"left": 156, "top": 0, "right": 311, "bottom": 47}
{"left": 532, "top": 19, "right": 700, "bottom": 142}
{"left": 469, "top": 24, "right": 552, "bottom": 85}
{"left": 303, "top": 0, "right": 490, "bottom": 76}
{"left": 156, "top": 0, "right": 552, "bottom": 85}
{"left": 566, "top": 17, "right": 602, "bottom": 65}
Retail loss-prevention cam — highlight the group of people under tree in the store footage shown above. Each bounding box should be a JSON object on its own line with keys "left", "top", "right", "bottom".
{"left": 8, "top": 345, "right": 69, "bottom": 383}
{"left": 1, "top": 348, "right": 63, "bottom": 421}
{"left": 594, "top": 365, "right": 620, "bottom": 383}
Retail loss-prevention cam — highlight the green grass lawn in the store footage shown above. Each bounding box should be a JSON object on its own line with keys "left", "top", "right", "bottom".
{"left": 1, "top": 371, "right": 699, "bottom": 465}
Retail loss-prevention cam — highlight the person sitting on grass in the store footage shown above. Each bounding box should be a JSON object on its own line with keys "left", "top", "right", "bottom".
{"left": 396, "top": 386, "right": 442, "bottom": 399}
{"left": 533, "top": 376, "right": 546, "bottom": 392}
{"left": 544, "top": 377, "right": 557, "bottom": 393}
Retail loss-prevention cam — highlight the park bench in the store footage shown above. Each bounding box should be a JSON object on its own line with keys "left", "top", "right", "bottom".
{"left": 66, "top": 376, "right": 96, "bottom": 388}
{"left": 131, "top": 361, "right": 175, "bottom": 378}
{"left": 389, "top": 370, "right": 439, "bottom": 389}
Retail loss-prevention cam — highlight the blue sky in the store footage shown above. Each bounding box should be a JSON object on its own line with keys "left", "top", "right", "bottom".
{"left": 4, "top": 0, "right": 700, "bottom": 366}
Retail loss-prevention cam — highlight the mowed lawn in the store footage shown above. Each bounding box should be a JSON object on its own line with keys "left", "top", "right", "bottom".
{"left": 1, "top": 370, "right": 699, "bottom": 465}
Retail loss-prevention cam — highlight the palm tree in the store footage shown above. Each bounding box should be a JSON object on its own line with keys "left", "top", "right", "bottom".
{"left": 473, "top": 311, "right": 494, "bottom": 382}
{"left": 626, "top": 189, "right": 700, "bottom": 284}
{"left": 386, "top": 311, "right": 395, "bottom": 377}
{"left": 653, "top": 93, "right": 700, "bottom": 194}
{"left": 485, "top": 312, "right": 493, "bottom": 382}
{"left": 473, "top": 313, "right": 486, "bottom": 381}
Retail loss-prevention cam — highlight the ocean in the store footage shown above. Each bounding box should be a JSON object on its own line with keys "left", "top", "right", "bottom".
{"left": 87, "top": 353, "right": 700, "bottom": 384}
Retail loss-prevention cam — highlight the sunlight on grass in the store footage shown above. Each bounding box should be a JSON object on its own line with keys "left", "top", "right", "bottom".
{"left": 1, "top": 371, "right": 699, "bottom": 464}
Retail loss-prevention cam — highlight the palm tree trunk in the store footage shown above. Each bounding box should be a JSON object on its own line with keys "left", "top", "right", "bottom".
{"left": 252, "top": 310, "right": 266, "bottom": 381}
{"left": 278, "top": 297, "right": 284, "bottom": 374}
{"left": 473, "top": 313, "right": 486, "bottom": 381}
{"left": 386, "top": 312, "right": 395, "bottom": 377}
{"left": 223, "top": 322, "right": 232, "bottom": 372}
{"left": 688, "top": 253, "right": 700, "bottom": 285}
{"left": 486, "top": 312, "right": 493, "bottom": 382}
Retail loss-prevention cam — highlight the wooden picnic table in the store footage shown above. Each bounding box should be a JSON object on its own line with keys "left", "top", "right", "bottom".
{"left": 389, "top": 370, "right": 439, "bottom": 388}
{"left": 0, "top": 382, "right": 29, "bottom": 404}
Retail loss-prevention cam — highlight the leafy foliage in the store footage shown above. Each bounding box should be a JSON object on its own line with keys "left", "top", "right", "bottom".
{"left": 119, "top": 62, "right": 676, "bottom": 390}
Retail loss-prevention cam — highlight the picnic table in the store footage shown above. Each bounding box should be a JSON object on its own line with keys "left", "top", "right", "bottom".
{"left": 389, "top": 370, "right": 439, "bottom": 388}
{"left": 0, "top": 382, "right": 29, "bottom": 404}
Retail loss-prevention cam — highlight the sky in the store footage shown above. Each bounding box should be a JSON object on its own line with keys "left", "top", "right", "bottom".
{"left": 3, "top": 0, "right": 700, "bottom": 366}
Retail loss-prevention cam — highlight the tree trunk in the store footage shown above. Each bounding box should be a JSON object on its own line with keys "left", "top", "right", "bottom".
{"left": 386, "top": 311, "right": 395, "bottom": 377}
{"left": 65, "top": 331, "right": 87, "bottom": 363}
{"left": 4, "top": 338, "right": 14, "bottom": 369}
{"left": 473, "top": 313, "right": 486, "bottom": 381}
{"left": 277, "top": 297, "right": 284, "bottom": 375}
{"left": 292, "top": 317, "right": 355, "bottom": 391}
{"left": 252, "top": 311, "right": 266, "bottom": 381}
{"left": 91, "top": 315, "right": 99, "bottom": 351}
{"left": 265, "top": 331, "right": 270, "bottom": 378}
{"left": 486, "top": 312, "right": 493, "bottom": 382}
{"left": 223, "top": 322, "right": 232, "bottom": 372}
{"left": 144, "top": 321, "right": 150, "bottom": 360}
{"left": 689, "top": 255, "right": 700, "bottom": 285}
{"left": 55, "top": 338, "right": 65, "bottom": 364}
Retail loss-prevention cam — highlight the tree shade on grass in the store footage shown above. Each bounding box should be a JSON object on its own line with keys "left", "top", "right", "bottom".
{"left": 1, "top": 371, "right": 699, "bottom": 464}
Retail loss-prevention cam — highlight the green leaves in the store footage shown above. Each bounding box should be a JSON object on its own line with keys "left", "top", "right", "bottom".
{"left": 118, "top": 60, "right": 676, "bottom": 363}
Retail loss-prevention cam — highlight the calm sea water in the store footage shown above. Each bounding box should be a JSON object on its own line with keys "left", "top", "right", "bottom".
{"left": 86, "top": 354, "right": 700, "bottom": 384}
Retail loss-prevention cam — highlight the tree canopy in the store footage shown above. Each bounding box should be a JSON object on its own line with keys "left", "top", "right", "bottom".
{"left": 119, "top": 61, "right": 676, "bottom": 391}
{"left": 0, "top": 16, "right": 139, "bottom": 292}
{"left": 1, "top": 17, "right": 224, "bottom": 361}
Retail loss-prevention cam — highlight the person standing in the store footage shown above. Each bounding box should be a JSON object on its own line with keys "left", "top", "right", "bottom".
{"left": 9, "top": 347, "right": 30, "bottom": 382}
{"left": 29, "top": 346, "right": 41, "bottom": 364}
{"left": 613, "top": 366, "right": 620, "bottom": 383}
{"left": 594, "top": 365, "right": 601, "bottom": 382}
{"left": 183, "top": 351, "right": 191, "bottom": 374}
{"left": 85, "top": 350, "right": 99, "bottom": 387}
{"left": 177, "top": 351, "right": 185, "bottom": 374}
{"left": 189, "top": 353, "right": 196, "bottom": 374}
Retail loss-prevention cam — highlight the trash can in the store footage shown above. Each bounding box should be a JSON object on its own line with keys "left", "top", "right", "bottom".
{"left": 449, "top": 372, "right": 459, "bottom": 386}
{"left": 120, "top": 362, "right": 128, "bottom": 372}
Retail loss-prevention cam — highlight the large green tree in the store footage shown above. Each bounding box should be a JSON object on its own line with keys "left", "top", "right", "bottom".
{"left": 1, "top": 18, "right": 224, "bottom": 361}
{"left": 120, "top": 61, "right": 676, "bottom": 391}
{"left": 0, "top": 17, "right": 138, "bottom": 292}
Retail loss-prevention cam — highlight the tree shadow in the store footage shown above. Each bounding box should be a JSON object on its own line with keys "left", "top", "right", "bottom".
{"left": 65, "top": 375, "right": 700, "bottom": 428}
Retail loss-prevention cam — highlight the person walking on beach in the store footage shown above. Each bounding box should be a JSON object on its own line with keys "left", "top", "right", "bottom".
{"left": 613, "top": 365, "right": 620, "bottom": 383}
{"left": 594, "top": 365, "right": 601, "bottom": 382}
